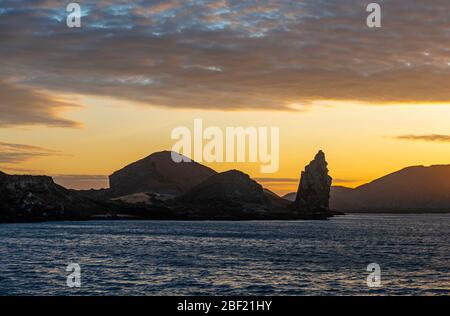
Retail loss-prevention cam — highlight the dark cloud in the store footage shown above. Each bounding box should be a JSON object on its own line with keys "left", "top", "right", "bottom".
{"left": 394, "top": 134, "right": 450, "bottom": 143}
{"left": 0, "top": 141, "right": 61, "bottom": 163}
{"left": 0, "top": 0, "right": 449, "bottom": 126}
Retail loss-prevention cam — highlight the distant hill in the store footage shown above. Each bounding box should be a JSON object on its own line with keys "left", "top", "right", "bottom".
{"left": 284, "top": 165, "right": 450, "bottom": 213}
{"left": 329, "top": 186, "right": 356, "bottom": 211}
{"left": 108, "top": 151, "right": 217, "bottom": 197}
{"left": 282, "top": 192, "right": 296, "bottom": 202}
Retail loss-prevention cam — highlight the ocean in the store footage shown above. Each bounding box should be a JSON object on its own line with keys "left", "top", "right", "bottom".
{"left": 0, "top": 214, "right": 448, "bottom": 295}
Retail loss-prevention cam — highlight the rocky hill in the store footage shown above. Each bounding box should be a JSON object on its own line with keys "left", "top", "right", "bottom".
{"left": 181, "top": 170, "right": 268, "bottom": 204}
{"left": 108, "top": 151, "right": 216, "bottom": 197}
{"left": 173, "top": 170, "right": 296, "bottom": 220}
{"left": 0, "top": 172, "right": 114, "bottom": 222}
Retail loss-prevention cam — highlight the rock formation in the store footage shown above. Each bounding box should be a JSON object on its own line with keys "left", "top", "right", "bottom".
{"left": 108, "top": 151, "right": 217, "bottom": 197}
{"left": 292, "top": 150, "right": 332, "bottom": 217}
{"left": 0, "top": 172, "right": 114, "bottom": 222}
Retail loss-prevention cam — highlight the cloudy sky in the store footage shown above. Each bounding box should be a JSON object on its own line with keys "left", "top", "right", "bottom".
{"left": 1, "top": 0, "right": 449, "bottom": 194}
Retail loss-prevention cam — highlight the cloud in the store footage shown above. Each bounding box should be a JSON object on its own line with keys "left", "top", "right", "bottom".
{"left": 0, "top": 0, "right": 449, "bottom": 123}
{"left": 0, "top": 81, "right": 80, "bottom": 128}
{"left": 332, "top": 178, "right": 361, "bottom": 184}
{"left": 0, "top": 166, "right": 44, "bottom": 173}
{"left": 0, "top": 141, "right": 61, "bottom": 163}
{"left": 394, "top": 134, "right": 450, "bottom": 143}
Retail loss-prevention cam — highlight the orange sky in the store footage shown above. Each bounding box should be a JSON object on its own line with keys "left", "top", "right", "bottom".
{"left": 1, "top": 1, "right": 449, "bottom": 196}
{"left": 2, "top": 96, "right": 449, "bottom": 195}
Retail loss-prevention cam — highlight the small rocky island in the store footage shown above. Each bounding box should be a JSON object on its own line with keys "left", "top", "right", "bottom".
{"left": 291, "top": 150, "right": 334, "bottom": 219}
{"left": 0, "top": 151, "right": 336, "bottom": 223}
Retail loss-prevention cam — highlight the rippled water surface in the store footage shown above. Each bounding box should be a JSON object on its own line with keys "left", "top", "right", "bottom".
{"left": 0, "top": 214, "right": 449, "bottom": 295}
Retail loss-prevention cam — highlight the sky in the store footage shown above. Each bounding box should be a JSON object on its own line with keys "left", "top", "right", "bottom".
{"left": 0, "top": 0, "right": 449, "bottom": 195}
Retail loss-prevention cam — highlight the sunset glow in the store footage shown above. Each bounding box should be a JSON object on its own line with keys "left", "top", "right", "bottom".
{"left": 1, "top": 0, "right": 449, "bottom": 196}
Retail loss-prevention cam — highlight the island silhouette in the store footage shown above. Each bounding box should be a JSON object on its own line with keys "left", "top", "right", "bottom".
{"left": 0, "top": 151, "right": 334, "bottom": 222}
{"left": 1, "top": 150, "right": 449, "bottom": 223}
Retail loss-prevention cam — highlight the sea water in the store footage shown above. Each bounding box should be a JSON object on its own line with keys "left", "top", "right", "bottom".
{"left": 0, "top": 214, "right": 448, "bottom": 295}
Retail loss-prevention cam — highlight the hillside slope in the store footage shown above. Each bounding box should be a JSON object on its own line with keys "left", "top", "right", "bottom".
{"left": 109, "top": 151, "right": 217, "bottom": 197}
{"left": 331, "top": 165, "right": 450, "bottom": 212}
